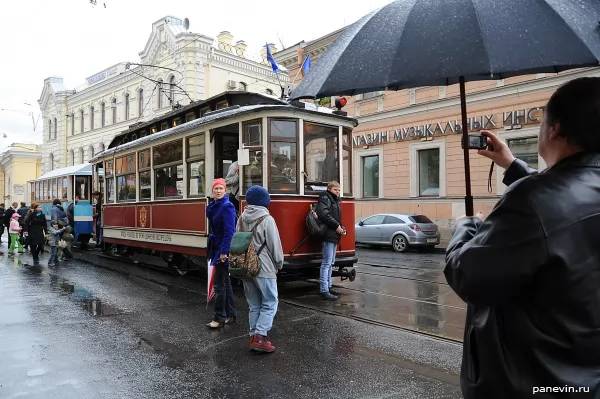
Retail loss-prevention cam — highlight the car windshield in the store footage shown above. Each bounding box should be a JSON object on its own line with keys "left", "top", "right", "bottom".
{"left": 409, "top": 215, "right": 432, "bottom": 223}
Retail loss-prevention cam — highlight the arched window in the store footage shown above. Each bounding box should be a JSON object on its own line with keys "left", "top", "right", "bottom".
{"left": 138, "top": 89, "right": 144, "bottom": 117}
{"left": 111, "top": 98, "right": 117, "bottom": 124}
{"left": 266, "top": 88, "right": 274, "bottom": 95}
{"left": 71, "top": 113, "right": 75, "bottom": 135}
{"left": 49, "top": 153, "right": 54, "bottom": 171}
{"left": 89, "top": 145, "right": 95, "bottom": 158}
{"left": 53, "top": 117, "right": 57, "bottom": 139}
{"left": 239, "top": 82, "right": 247, "bottom": 91}
{"left": 80, "top": 109, "right": 84, "bottom": 132}
{"left": 169, "top": 75, "right": 176, "bottom": 105}
{"left": 101, "top": 102, "right": 106, "bottom": 127}
{"left": 79, "top": 148, "right": 84, "bottom": 164}
{"left": 124, "top": 93, "right": 130, "bottom": 121}
{"left": 90, "top": 106, "right": 95, "bottom": 130}
{"left": 69, "top": 150, "right": 74, "bottom": 166}
{"left": 157, "top": 79, "right": 164, "bottom": 108}
{"left": 48, "top": 119, "right": 52, "bottom": 140}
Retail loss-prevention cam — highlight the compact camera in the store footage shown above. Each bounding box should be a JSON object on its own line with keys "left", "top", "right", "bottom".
{"left": 462, "top": 134, "right": 488, "bottom": 150}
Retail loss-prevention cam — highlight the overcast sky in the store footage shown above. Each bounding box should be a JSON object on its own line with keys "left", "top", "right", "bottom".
{"left": 0, "top": 0, "right": 393, "bottom": 149}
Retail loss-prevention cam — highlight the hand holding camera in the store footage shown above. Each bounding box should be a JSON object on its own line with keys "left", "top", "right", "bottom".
{"left": 464, "top": 130, "right": 516, "bottom": 169}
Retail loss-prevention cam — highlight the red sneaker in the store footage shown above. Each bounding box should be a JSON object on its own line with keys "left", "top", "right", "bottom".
{"left": 249, "top": 335, "right": 257, "bottom": 350}
{"left": 251, "top": 335, "right": 276, "bottom": 353}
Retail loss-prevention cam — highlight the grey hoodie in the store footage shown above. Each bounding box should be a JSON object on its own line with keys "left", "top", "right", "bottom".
{"left": 236, "top": 205, "right": 284, "bottom": 279}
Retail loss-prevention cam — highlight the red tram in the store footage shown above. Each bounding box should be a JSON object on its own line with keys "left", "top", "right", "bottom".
{"left": 90, "top": 92, "right": 358, "bottom": 280}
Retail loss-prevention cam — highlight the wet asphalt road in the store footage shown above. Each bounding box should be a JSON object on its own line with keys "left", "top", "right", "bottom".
{"left": 0, "top": 244, "right": 464, "bottom": 399}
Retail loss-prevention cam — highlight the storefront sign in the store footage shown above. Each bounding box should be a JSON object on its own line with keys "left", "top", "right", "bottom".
{"left": 353, "top": 106, "right": 545, "bottom": 147}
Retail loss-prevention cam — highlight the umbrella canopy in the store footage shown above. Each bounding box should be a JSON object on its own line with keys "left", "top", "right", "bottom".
{"left": 290, "top": 0, "right": 600, "bottom": 215}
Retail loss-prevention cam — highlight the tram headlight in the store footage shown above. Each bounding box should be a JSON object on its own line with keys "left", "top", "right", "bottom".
{"left": 335, "top": 97, "right": 347, "bottom": 109}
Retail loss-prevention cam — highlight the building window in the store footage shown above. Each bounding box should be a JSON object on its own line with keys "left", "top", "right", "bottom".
{"left": 169, "top": 75, "right": 176, "bottom": 105}
{"left": 239, "top": 81, "right": 247, "bottom": 91}
{"left": 101, "top": 102, "right": 106, "bottom": 127}
{"left": 157, "top": 79, "right": 164, "bottom": 108}
{"left": 356, "top": 91, "right": 382, "bottom": 100}
{"left": 111, "top": 98, "right": 117, "bottom": 124}
{"left": 69, "top": 150, "right": 74, "bottom": 166}
{"left": 115, "top": 154, "right": 136, "bottom": 201}
{"left": 80, "top": 110, "right": 84, "bottom": 133}
{"left": 418, "top": 149, "right": 440, "bottom": 196}
{"left": 138, "top": 89, "right": 144, "bottom": 117}
{"left": 242, "top": 120, "right": 263, "bottom": 193}
{"left": 303, "top": 122, "right": 338, "bottom": 194}
{"left": 409, "top": 140, "right": 446, "bottom": 198}
{"left": 153, "top": 140, "right": 183, "bottom": 198}
{"left": 361, "top": 155, "right": 379, "bottom": 198}
{"left": 124, "top": 93, "right": 130, "bottom": 121}
{"left": 266, "top": 89, "right": 273, "bottom": 95}
{"left": 89, "top": 145, "right": 95, "bottom": 159}
{"left": 269, "top": 119, "right": 298, "bottom": 194}
{"left": 79, "top": 148, "right": 84, "bottom": 164}
{"left": 507, "top": 136, "right": 538, "bottom": 170}
{"left": 48, "top": 119, "right": 52, "bottom": 140}
{"left": 49, "top": 153, "right": 54, "bottom": 171}
{"left": 187, "top": 134, "right": 205, "bottom": 197}
{"left": 53, "top": 117, "right": 57, "bottom": 139}
{"left": 138, "top": 149, "right": 151, "bottom": 201}
{"left": 90, "top": 106, "right": 95, "bottom": 130}
{"left": 71, "top": 113, "right": 75, "bottom": 135}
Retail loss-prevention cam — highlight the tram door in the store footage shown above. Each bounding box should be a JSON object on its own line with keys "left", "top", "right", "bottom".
{"left": 214, "top": 133, "right": 239, "bottom": 179}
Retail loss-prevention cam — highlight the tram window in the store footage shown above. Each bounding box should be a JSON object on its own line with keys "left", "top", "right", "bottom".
{"left": 160, "top": 122, "right": 169, "bottom": 131}
{"left": 155, "top": 165, "right": 183, "bottom": 198}
{"left": 106, "top": 177, "right": 115, "bottom": 203}
{"left": 185, "top": 112, "right": 195, "bottom": 122}
{"left": 187, "top": 134, "right": 206, "bottom": 197}
{"left": 115, "top": 154, "right": 135, "bottom": 174}
{"left": 139, "top": 171, "right": 151, "bottom": 200}
{"left": 75, "top": 176, "right": 89, "bottom": 201}
{"left": 153, "top": 140, "right": 183, "bottom": 166}
{"left": 52, "top": 179, "right": 57, "bottom": 200}
{"left": 105, "top": 160, "right": 113, "bottom": 177}
{"left": 62, "top": 177, "right": 68, "bottom": 199}
{"left": 242, "top": 149, "right": 263, "bottom": 194}
{"left": 303, "top": 123, "right": 339, "bottom": 194}
{"left": 343, "top": 128, "right": 353, "bottom": 197}
{"left": 243, "top": 120, "right": 262, "bottom": 146}
{"left": 172, "top": 118, "right": 181, "bottom": 127}
{"left": 117, "top": 174, "right": 136, "bottom": 201}
{"left": 269, "top": 119, "right": 298, "bottom": 194}
{"left": 35, "top": 182, "right": 40, "bottom": 201}
{"left": 57, "top": 179, "right": 63, "bottom": 201}
{"left": 43, "top": 181, "right": 48, "bottom": 201}
{"left": 138, "top": 150, "right": 151, "bottom": 169}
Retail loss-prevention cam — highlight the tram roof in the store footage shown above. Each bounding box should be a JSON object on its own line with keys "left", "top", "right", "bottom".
{"left": 90, "top": 103, "right": 358, "bottom": 162}
{"left": 29, "top": 163, "right": 93, "bottom": 182}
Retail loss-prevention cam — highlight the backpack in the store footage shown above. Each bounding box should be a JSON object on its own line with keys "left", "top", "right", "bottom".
{"left": 306, "top": 202, "right": 326, "bottom": 237}
{"left": 229, "top": 215, "right": 269, "bottom": 279}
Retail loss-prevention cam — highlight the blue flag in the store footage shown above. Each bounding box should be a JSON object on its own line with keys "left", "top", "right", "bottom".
{"left": 265, "top": 43, "right": 280, "bottom": 73}
{"left": 302, "top": 54, "right": 311, "bottom": 75}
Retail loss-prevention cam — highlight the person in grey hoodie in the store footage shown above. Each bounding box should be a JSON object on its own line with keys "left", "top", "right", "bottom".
{"left": 237, "top": 185, "right": 284, "bottom": 353}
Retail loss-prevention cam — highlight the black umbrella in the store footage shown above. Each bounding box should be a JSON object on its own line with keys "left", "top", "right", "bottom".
{"left": 290, "top": 0, "right": 600, "bottom": 216}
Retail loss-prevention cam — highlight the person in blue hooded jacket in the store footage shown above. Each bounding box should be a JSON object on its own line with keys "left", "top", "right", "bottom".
{"left": 206, "top": 178, "right": 237, "bottom": 328}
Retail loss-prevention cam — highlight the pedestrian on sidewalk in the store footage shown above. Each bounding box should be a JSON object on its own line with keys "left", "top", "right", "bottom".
{"left": 17, "top": 202, "right": 29, "bottom": 250}
{"left": 206, "top": 178, "right": 237, "bottom": 328}
{"left": 0, "top": 203, "right": 6, "bottom": 244}
{"left": 316, "top": 181, "right": 346, "bottom": 301}
{"left": 237, "top": 185, "right": 284, "bottom": 353}
{"left": 47, "top": 220, "right": 65, "bottom": 267}
{"left": 23, "top": 203, "right": 48, "bottom": 266}
{"left": 8, "top": 213, "right": 24, "bottom": 254}
{"left": 4, "top": 202, "right": 18, "bottom": 249}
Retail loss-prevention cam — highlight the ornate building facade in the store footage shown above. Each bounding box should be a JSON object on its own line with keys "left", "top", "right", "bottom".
{"left": 38, "top": 16, "right": 285, "bottom": 174}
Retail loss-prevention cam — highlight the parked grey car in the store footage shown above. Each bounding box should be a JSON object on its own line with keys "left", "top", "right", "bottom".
{"left": 355, "top": 213, "right": 441, "bottom": 252}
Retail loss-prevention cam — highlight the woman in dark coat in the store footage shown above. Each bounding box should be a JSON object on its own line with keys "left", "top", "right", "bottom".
{"left": 24, "top": 203, "right": 48, "bottom": 266}
{"left": 206, "top": 178, "right": 237, "bottom": 328}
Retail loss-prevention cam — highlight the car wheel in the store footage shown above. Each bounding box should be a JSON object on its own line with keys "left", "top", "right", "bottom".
{"left": 392, "top": 235, "right": 408, "bottom": 253}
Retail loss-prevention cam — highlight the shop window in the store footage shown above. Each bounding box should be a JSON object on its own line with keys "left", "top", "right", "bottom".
{"left": 187, "top": 134, "right": 205, "bottom": 197}
{"left": 342, "top": 128, "right": 353, "bottom": 197}
{"left": 361, "top": 155, "right": 379, "bottom": 198}
{"left": 153, "top": 140, "right": 183, "bottom": 198}
{"left": 269, "top": 119, "right": 297, "bottom": 194}
{"left": 242, "top": 120, "right": 263, "bottom": 194}
{"left": 304, "top": 122, "right": 339, "bottom": 194}
{"left": 507, "top": 136, "right": 538, "bottom": 170}
{"left": 418, "top": 148, "right": 440, "bottom": 197}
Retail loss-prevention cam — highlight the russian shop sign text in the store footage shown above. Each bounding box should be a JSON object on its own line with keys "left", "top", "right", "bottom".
{"left": 353, "top": 106, "right": 544, "bottom": 147}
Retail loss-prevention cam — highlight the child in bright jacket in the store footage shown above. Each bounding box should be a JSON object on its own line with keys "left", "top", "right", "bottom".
{"left": 8, "top": 213, "right": 23, "bottom": 254}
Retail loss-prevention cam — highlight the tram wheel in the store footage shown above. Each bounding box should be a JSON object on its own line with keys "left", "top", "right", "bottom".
{"left": 111, "top": 245, "right": 119, "bottom": 257}
{"left": 173, "top": 257, "right": 189, "bottom": 276}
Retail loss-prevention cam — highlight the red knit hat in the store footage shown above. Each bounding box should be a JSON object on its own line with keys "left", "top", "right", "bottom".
{"left": 212, "top": 178, "right": 226, "bottom": 190}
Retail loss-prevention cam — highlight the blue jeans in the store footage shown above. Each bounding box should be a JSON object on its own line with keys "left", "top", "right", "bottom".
{"left": 213, "top": 262, "right": 237, "bottom": 322}
{"left": 49, "top": 246, "right": 59, "bottom": 265}
{"left": 320, "top": 242, "right": 337, "bottom": 293}
{"left": 243, "top": 277, "right": 278, "bottom": 336}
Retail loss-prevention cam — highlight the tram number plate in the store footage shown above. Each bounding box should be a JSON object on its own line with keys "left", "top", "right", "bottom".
{"left": 427, "top": 238, "right": 438, "bottom": 243}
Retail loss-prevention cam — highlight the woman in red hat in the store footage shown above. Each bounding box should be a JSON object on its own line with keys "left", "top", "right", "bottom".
{"left": 206, "top": 178, "right": 237, "bottom": 328}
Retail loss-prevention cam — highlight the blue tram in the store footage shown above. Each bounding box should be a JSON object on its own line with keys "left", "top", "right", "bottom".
{"left": 27, "top": 163, "right": 101, "bottom": 244}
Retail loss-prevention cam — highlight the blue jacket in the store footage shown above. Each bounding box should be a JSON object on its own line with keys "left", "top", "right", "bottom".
{"left": 206, "top": 194, "right": 236, "bottom": 265}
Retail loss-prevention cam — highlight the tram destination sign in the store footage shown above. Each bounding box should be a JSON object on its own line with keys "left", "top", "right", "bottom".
{"left": 120, "top": 230, "right": 172, "bottom": 243}
{"left": 353, "top": 106, "right": 545, "bottom": 147}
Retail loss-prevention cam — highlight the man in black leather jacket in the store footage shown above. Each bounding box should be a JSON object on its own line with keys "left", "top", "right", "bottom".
{"left": 445, "top": 77, "right": 600, "bottom": 399}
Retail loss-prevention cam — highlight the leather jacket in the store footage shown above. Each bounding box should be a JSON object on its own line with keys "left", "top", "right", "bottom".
{"left": 445, "top": 152, "right": 600, "bottom": 399}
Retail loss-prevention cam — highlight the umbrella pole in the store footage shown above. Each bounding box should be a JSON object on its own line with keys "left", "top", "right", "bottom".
{"left": 459, "top": 76, "right": 474, "bottom": 216}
